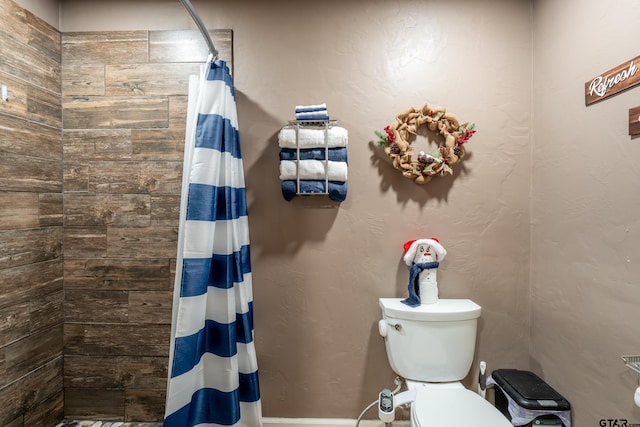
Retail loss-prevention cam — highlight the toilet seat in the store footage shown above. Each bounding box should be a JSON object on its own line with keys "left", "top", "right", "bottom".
{"left": 411, "top": 386, "right": 513, "bottom": 427}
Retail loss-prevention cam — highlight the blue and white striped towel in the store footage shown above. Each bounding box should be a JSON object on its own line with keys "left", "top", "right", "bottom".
{"left": 295, "top": 103, "right": 327, "bottom": 113}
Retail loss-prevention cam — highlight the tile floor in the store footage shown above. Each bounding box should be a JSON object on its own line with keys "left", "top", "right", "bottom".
{"left": 55, "top": 421, "right": 162, "bottom": 427}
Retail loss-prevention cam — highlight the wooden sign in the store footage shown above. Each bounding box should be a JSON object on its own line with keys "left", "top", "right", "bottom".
{"left": 629, "top": 105, "right": 640, "bottom": 136}
{"left": 585, "top": 55, "right": 640, "bottom": 105}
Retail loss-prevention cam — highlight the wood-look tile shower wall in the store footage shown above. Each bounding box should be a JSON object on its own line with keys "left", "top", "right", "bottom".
{"left": 0, "top": 0, "right": 64, "bottom": 425}
{"left": 61, "top": 30, "right": 232, "bottom": 420}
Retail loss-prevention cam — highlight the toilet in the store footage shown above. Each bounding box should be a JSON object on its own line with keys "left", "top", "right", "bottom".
{"left": 378, "top": 298, "right": 512, "bottom": 427}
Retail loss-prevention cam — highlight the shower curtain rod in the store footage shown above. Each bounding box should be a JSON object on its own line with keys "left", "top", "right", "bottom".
{"left": 178, "top": 0, "right": 218, "bottom": 59}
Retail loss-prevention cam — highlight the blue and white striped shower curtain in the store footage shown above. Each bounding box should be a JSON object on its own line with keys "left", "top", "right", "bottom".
{"left": 164, "top": 59, "right": 262, "bottom": 427}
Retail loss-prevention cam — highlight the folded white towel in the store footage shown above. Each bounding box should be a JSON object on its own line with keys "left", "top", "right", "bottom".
{"left": 279, "top": 160, "right": 348, "bottom": 181}
{"left": 278, "top": 126, "right": 348, "bottom": 149}
{"left": 295, "top": 103, "right": 327, "bottom": 113}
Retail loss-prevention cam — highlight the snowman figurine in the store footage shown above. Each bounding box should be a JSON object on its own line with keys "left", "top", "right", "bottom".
{"left": 401, "top": 238, "right": 447, "bottom": 307}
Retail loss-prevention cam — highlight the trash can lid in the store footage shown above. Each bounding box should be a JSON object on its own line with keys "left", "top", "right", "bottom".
{"left": 492, "top": 369, "right": 571, "bottom": 411}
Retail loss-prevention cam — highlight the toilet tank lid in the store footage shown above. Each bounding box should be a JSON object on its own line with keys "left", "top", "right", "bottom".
{"left": 379, "top": 298, "right": 481, "bottom": 321}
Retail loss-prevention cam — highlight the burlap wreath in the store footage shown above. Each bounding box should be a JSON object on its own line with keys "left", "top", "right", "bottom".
{"left": 375, "top": 104, "right": 476, "bottom": 184}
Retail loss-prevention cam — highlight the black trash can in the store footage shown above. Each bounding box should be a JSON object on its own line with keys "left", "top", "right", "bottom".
{"left": 491, "top": 369, "right": 571, "bottom": 427}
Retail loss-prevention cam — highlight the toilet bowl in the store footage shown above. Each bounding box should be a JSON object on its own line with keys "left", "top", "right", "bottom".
{"left": 408, "top": 382, "right": 512, "bottom": 427}
{"left": 379, "top": 298, "right": 512, "bottom": 427}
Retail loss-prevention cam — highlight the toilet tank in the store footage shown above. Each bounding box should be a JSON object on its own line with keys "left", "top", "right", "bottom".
{"left": 379, "top": 298, "right": 481, "bottom": 382}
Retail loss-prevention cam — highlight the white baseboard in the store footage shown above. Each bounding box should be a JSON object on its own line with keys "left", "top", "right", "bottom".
{"left": 263, "top": 418, "right": 410, "bottom": 427}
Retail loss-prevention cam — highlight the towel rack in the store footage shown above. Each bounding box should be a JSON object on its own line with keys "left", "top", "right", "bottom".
{"left": 622, "top": 355, "right": 640, "bottom": 376}
{"left": 178, "top": 0, "right": 218, "bottom": 59}
{"left": 288, "top": 120, "right": 337, "bottom": 196}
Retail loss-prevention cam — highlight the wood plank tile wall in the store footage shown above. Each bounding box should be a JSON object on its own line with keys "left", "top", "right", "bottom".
{"left": 0, "top": 0, "right": 64, "bottom": 425}
{"left": 61, "top": 29, "right": 232, "bottom": 421}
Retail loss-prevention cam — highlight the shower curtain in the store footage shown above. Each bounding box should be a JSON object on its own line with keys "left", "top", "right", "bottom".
{"left": 164, "top": 59, "right": 262, "bottom": 427}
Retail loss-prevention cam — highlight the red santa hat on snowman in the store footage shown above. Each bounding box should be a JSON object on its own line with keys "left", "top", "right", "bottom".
{"left": 402, "top": 238, "right": 447, "bottom": 266}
